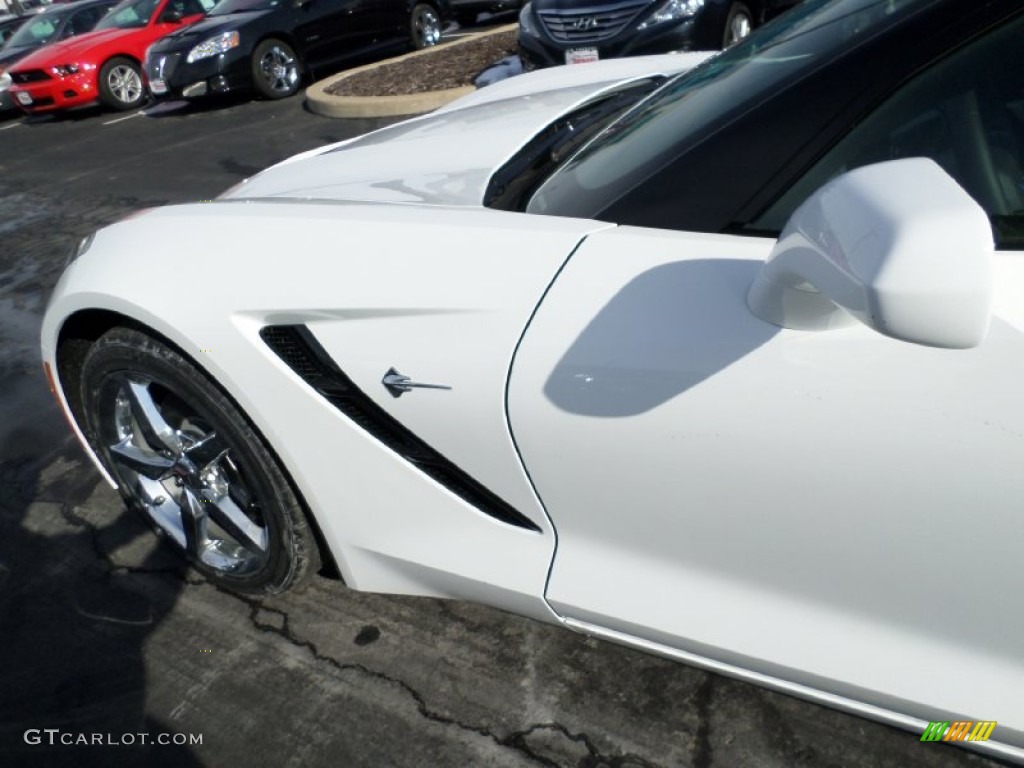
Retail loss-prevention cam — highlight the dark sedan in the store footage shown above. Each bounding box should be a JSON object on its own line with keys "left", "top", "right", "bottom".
{"left": 0, "top": 0, "right": 116, "bottom": 110}
{"left": 144, "top": 0, "right": 450, "bottom": 101}
{"left": 450, "top": 0, "right": 521, "bottom": 26}
{"left": 518, "top": 0, "right": 800, "bottom": 68}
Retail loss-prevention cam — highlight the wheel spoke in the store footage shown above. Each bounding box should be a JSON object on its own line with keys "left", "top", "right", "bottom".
{"left": 110, "top": 437, "right": 175, "bottom": 479}
{"left": 181, "top": 487, "right": 209, "bottom": 559}
{"left": 207, "top": 492, "right": 267, "bottom": 553}
{"left": 184, "top": 431, "right": 229, "bottom": 468}
{"left": 126, "top": 379, "right": 183, "bottom": 454}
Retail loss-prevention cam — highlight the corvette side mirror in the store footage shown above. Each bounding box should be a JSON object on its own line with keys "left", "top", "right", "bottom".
{"left": 159, "top": 8, "right": 183, "bottom": 23}
{"left": 746, "top": 158, "right": 993, "bottom": 349}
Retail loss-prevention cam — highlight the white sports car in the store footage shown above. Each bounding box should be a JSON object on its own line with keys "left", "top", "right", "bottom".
{"left": 41, "top": 0, "right": 1024, "bottom": 760}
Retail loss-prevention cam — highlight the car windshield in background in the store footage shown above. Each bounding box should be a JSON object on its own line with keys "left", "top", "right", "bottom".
{"left": 527, "top": 0, "right": 930, "bottom": 219}
{"left": 6, "top": 11, "right": 66, "bottom": 46}
{"left": 208, "top": 0, "right": 281, "bottom": 16}
{"left": 95, "top": 0, "right": 159, "bottom": 28}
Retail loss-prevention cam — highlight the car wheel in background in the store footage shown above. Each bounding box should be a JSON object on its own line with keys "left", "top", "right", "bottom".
{"left": 722, "top": 2, "right": 754, "bottom": 47}
{"left": 80, "top": 327, "right": 320, "bottom": 594}
{"left": 410, "top": 2, "right": 442, "bottom": 49}
{"left": 99, "top": 57, "right": 145, "bottom": 110}
{"left": 251, "top": 38, "right": 301, "bottom": 99}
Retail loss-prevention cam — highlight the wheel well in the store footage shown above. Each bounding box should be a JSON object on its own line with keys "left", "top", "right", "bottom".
{"left": 55, "top": 309, "right": 341, "bottom": 581}
{"left": 254, "top": 33, "right": 306, "bottom": 75}
{"left": 101, "top": 54, "right": 143, "bottom": 70}
{"left": 410, "top": 0, "right": 445, "bottom": 23}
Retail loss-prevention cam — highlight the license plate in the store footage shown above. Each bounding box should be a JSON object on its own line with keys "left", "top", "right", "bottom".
{"left": 15, "top": 91, "right": 32, "bottom": 105}
{"left": 565, "top": 47, "right": 599, "bottom": 65}
{"left": 150, "top": 78, "right": 168, "bottom": 95}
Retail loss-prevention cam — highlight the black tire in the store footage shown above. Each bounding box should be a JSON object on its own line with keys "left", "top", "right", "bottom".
{"left": 80, "top": 327, "right": 320, "bottom": 595}
{"left": 410, "top": 2, "right": 442, "bottom": 49}
{"left": 722, "top": 2, "right": 754, "bottom": 47}
{"left": 98, "top": 57, "right": 145, "bottom": 111}
{"left": 251, "top": 38, "right": 301, "bottom": 100}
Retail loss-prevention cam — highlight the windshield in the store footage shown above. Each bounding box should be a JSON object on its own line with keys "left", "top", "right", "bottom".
{"left": 7, "top": 10, "right": 67, "bottom": 46}
{"left": 527, "top": 0, "right": 930, "bottom": 218}
{"left": 209, "top": 0, "right": 281, "bottom": 15}
{"left": 95, "top": 0, "right": 159, "bottom": 29}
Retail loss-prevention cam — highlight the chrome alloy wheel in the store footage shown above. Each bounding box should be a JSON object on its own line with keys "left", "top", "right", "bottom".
{"left": 257, "top": 44, "right": 299, "bottom": 95}
{"left": 107, "top": 63, "right": 143, "bottom": 106}
{"left": 413, "top": 6, "right": 442, "bottom": 48}
{"left": 105, "top": 376, "right": 269, "bottom": 575}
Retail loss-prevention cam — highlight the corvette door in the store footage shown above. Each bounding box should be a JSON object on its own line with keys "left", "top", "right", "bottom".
{"left": 508, "top": 16, "right": 1024, "bottom": 744}
{"left": 509, "top": 222, "right": 1024, "bottom": 733}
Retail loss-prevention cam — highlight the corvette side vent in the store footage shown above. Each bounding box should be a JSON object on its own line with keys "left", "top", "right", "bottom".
{"left": 260, "top": 324, "right": 541, "bottom": 532}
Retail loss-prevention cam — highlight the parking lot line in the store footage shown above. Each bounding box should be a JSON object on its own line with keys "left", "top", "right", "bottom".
{"left": 0, "top": 122, "right": 21, "bottom": 131}
{"left": 102, "top": 111, "right": 145, "bottom": 126}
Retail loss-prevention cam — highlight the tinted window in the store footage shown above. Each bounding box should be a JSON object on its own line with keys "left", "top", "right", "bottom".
{"left": 7, "top": 15, "right": 59, "bottom": 45}
{"left": 750, "top": 14, "right": 1024, "bottom": 249}
{"left": 165, "top": 0, "right": 208, "bottom": 17}
{"left": 527, "top": 0, "right": 929, "bottom": 219}
{"left": 95, "top": 0, "right": 160, "bottom": 29}
{"left": 62, "top": 6, "right": 108, "bottom": 37}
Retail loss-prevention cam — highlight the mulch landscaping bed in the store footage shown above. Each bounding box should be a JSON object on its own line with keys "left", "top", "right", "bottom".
{"left": 325, "top": 30, "right": 518, "bottom": 97}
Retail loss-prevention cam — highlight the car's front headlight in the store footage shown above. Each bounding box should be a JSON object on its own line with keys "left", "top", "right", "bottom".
{"left": 52, "top": 63, "right": 80, "bottom": 77}
{"left": 637, "top": 0, "right": 705, "bottom": 30}
{"left": 186, "top": 31, "right": 240, "bottom": 63}
{"left": 519, "top": 3, "right": 540, "bottom": 37}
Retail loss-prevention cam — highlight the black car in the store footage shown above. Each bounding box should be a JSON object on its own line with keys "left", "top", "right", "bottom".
{"left": 145, "top": 0, "right": 450, "bottom": 101}
{"left": 518, "top": 0, "right": 800, "bottom": 68}
{"left": 450, "top": 0, "right": 520, "bottom": 27}
{"left": 0, "top": 0, "right": 115, "bottom": 110}
{"left": 0, "top": 14, "right": 27, "bottom": 46}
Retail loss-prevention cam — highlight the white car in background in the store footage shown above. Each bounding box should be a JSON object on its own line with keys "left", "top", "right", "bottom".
{"left": 41, "top": 0, "right": 1024, "bottom": 760}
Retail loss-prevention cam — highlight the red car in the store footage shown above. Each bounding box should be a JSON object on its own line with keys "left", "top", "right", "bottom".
{"left": 8, "top": 0, "right": 208, "bottom": 113}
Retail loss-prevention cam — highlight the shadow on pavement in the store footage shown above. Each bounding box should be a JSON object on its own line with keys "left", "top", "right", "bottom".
{"left": 0, "top": 434, "right": 203, "bottom": 767}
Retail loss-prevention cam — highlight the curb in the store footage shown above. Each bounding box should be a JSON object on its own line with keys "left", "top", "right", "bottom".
{"left": 306, "top": 24, "right": 517, "bottom": 119}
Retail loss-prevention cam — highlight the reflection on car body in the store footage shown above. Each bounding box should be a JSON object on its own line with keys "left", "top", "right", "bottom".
{"left": 40, "top": 0, "right": 1024, "bottom": 762}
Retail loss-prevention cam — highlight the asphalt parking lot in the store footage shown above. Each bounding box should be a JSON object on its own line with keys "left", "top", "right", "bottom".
{"left": 0, "top": 90, "right": 1007, "bottom": 767}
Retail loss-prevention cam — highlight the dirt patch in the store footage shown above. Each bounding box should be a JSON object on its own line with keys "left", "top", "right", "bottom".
{"left": 326, "top": 30, "right": 518, "bottom": 97}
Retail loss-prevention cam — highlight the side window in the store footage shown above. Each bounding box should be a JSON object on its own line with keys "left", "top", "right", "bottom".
{"left": 751, "top": 14, "right": 1024, "bottom": 250}
{"left": 171, "top": 0, "right": 208, "bottom": 17}
{"left": 23, "top": 18, "right": 57, "bottom": 41}
{"left": 62, "top": 8, "right": 99, "bottom": 37}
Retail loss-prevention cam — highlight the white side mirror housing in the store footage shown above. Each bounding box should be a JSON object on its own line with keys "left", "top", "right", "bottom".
{"left": 747, "top": 158, "right": 993, "bottom": 349}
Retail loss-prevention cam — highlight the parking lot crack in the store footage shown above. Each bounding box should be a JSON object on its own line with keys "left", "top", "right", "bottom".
{"left": 503, "top": 722, "right": 663, "bottom": 767}
{"left": 201, "top": 584, "right": 663, "bottom": 767}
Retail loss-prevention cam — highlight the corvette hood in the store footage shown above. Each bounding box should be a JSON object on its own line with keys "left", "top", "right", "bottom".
{"left": 11, "top": 28, "right": 133, "bottom": 67}
{"left": 223, "top": 53, "right": 709, "bottom": 207}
